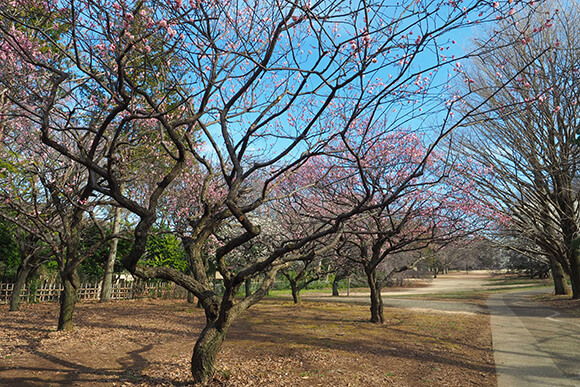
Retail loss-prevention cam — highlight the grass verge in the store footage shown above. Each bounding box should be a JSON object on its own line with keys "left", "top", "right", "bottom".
{"left": 533, "top": 293, "right": 580, "bottom": 317}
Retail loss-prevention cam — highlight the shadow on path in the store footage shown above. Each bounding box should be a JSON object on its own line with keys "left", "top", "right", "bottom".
{"left": 488, "top": 289, "right": 580, "bottom": 387}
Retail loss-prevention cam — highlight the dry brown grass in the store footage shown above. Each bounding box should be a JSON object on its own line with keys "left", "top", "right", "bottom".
{"left": 534, "top": 293, "right": 580, "bottom": 318}
{"left": 0, "top": 299, "right": 495, "bottom": 386}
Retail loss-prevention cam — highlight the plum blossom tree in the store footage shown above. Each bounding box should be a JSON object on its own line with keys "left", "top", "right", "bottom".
{"left": 0, "top": 0, "right": 535, "bottom": 382}
{"left": 0, "top": 21, "right": 119, "bottom": 321}
{"left": 424, "top": 237, "right": 501, "bottom": 276}
{"left": 282, "top": 128, "right": 499, "bottom": 323}
{"left": 0, "top": 120, "right": 120, "bottom": 327}
{"left": 281, "top": 255, "right": 331, "bottom": 304}
{"left": 330, "top": 252, "right": 360, "bottom": 296}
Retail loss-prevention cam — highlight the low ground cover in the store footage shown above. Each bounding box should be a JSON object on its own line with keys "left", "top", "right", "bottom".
{"left": 535, "top": 294, "right": 580, "bottom": 318}
{"left": 388, "top": 291, "right": 491, "bottom": 305}
{"left": 0, "top": 299, "right": 494, "bottom": 386}
{"left": 484, "top": 276, "right": 552, "bottom": 288}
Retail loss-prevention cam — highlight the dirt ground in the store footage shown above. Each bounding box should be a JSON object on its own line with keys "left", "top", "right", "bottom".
{"left": 0, "top": 299, "right": 495, "bottom": 386}
{"left": 535, "top": 293, "right": 580, "bottom": 317}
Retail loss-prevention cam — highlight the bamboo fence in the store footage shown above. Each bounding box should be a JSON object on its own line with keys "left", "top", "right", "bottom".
{"left": 0, "top": 279, "right": 188, "bottom": 304}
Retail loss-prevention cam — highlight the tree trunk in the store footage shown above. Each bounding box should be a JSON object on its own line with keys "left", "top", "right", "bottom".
{"left": 290, "top": 281, "right": 301, "bottom": 304}
{"left": 191, "top": 323, "right": 228, "bottom": 384}
{"left": 187, "top": 291, "right": 195, "bottom": 303}
{"left": 550, "top": 257, "right": 570, "bottom": 295}
{"left": 58, "top": 271, "right": 79, "bottom": 331}
{"left": 245, "top": 278, "right": 252, "bottom": 298}
{"left": 100, "top": 206, "right": 121, "bottom": 302}
{"left": 366, "top": 269, "right": 384, "bottom": 323}
{"left": 9, "top": 264, "right": 32, "bottom": 311}
{"left": 332, "top": 276, "right": 340, "bottom": 296}
{"left": 568, "top": 251, "right": 580, "bottom": 299}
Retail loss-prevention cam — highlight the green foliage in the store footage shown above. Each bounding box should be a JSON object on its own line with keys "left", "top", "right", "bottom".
{"left": 0, "top": 157, "right": 18, "bottom": 178}
{"left": 78, "top": 223, "right": 132, "bottom": 281}
{"left": 332, "top": 276, "right": 367, "bottom": 289}
{"left": 27, "top": 276, "right": 40, "bottom": 303}
{"left": 78, "top": 238, "right": 132, "bottom": 282}
{"left": 144, "top": 233, "right": 188, "bottom": 272}
{"left": 272, "top": 271, "right": 333, "bottom": 291}
{"left": 0, "top": 219, "right": 20, "bottom": 281}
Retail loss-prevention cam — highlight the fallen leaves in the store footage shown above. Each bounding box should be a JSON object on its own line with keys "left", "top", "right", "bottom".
{"left": 0, "top": 299, "right": 495, "bottom": 386}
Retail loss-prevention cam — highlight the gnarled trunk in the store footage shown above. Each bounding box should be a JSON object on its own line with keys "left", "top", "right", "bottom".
{"left": 58, "top": 271, "right": 79, "bottom": 331}
{"left": 9, "top": 264, "right": 32, "bottom": 311}
{"left": 290, "top": 281, "right": 301, "bottom": 304}
{"left": 191, "top": 322, "right": 228, "bottom": 384}
{"left": 188, "top": 266, "right": 280, "bottom": 383}
{"left": 366, "top": 269, "right": 384, "bottom": 323}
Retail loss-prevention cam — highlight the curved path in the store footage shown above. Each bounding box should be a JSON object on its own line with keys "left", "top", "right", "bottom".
{"left": 298, "top": 271, "right": 494, "bottom": 314}
{"left": 297, "top": 271, "right": 580, "bottom": 386}
{"left": 488, "top": 290, "right": 580, "bottom": 386}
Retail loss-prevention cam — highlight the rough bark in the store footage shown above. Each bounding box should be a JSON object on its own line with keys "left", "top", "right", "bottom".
{"left": 58, "top": 271, "right": 79, "bottom": 331}
{"left": 332, "top": 277, "right": 340, "bottom": 296}
{"left": 100, "top": 206, "right": 121, "bottom": 302}
{"left": 290, "top": 281, "right": 301, "bottom": 304}
{"left": 367, "top": 270, "right": 384, "bottom": 324}
{"left": 191, "top": 322, "right": 228, "bottom": 384}
{"left": 9, "top": 264, "right": 32, "bottom": 311}
{"left": 568, "top": 251, "right": 580, "bottom": 299}
{"left": 188, "top": 266, "right": 281, "bottom": 383}
{"left": 11, "top": 235, "right": 45, "bottom": 311}
{"left": 549, "top": 256, "right": 570, "bottom": 295}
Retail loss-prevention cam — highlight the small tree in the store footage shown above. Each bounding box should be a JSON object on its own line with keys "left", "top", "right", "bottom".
{"left": 0, "top": 112, "right": 117, "bottom": 325}
{"left": 281, "top": 257, "right": 328, "bottom": 304}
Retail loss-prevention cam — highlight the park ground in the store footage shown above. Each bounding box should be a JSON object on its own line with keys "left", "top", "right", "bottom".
{"left": 0, "top": 271, "right": 572, "bottom": 386}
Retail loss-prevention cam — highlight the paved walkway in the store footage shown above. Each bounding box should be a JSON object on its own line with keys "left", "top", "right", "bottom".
{"left": 298, "top": 292, "right": 486, "bottom": 314}
{"left": 488, "top": 290, "right": 580, "bottom": 387}
{"left": 295, "top": 271, "right": 580, "bottom": 386}
{"left": 296, "top": 271, "right": 501, "bottom": 315}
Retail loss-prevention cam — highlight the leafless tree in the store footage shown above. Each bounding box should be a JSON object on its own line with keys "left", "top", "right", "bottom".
{"left": 455, "top": 1, "right": 580, "bottom": 297}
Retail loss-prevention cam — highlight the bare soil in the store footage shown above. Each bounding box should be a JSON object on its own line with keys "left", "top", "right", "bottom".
{"left": 0, "top": 299, "right": 495, "bottom": 386}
